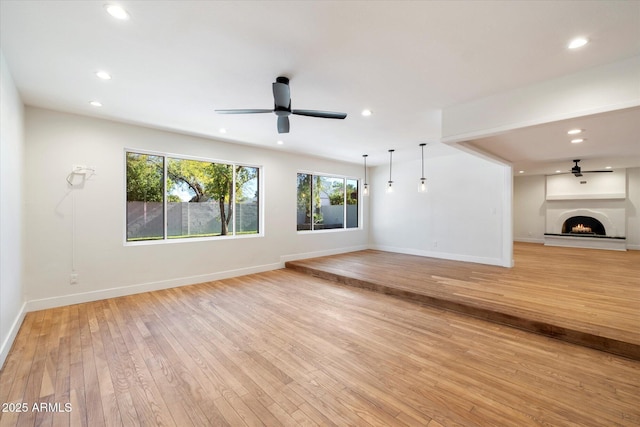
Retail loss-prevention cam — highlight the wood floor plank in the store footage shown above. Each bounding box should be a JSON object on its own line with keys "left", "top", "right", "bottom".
{"left": 94, "top": 300, "right": 138, "bottom": 426}
{"left": 15, "top": 309, "right": 52, "bottom": 427}
{"left": 107, "top": 297, "right": 177, "bottom": 427}
{"left": 85, "top": 302, "right": 123, "bottom": 427}
{"left": 52, "top": 305, "right": 71, "bottom": 427}
{"left": 0, "top": 312, "right": 40, "bottom": 427}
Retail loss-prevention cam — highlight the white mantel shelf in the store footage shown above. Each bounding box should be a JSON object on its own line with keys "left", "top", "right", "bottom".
{"left": 544, "top": 234, "right": 627, "bottom": 251}
{"left": 546, "top": 193, "right": 626, "bottom": 201}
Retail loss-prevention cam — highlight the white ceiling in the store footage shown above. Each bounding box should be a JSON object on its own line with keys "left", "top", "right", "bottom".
{"left": 462, "top": 106, "right": 640, "bottom": 175}
{"left": 1, "top": 1, "right": 639, "bottom": 171}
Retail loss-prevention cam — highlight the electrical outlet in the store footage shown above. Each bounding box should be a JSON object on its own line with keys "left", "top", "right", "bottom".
{"left": 433, "top": 240, "right": 438, "bottom": 248}
{"left": 70, "top": 273, "right": 79, "bottom": 285}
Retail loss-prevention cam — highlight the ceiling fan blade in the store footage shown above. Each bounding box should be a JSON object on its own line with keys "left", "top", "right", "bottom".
{"left": 277, "top": 116, "right": 290, "bottom": 134}
{"left": 583, "top": 170, "right": 613, "bottom": 173}
{"left": 272, "top": 78, "right": 291, "bottom": 109}
{"left": 215, "top": 109, "right": 272, "bottom": 114}
{"left": 292, "top": 109, "right": 347, "bottom": 119}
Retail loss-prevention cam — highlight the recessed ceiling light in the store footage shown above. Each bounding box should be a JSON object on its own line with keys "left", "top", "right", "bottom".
{"left": 105, "top": 4, "right": 130, "bottom": 20}
{"left": 571, "top": 138, "right": 584, "bottom": 144}
{"left": 277, "top": 140, "right": 284, "bottom": 145}
{"left": 219, "top": 128, "right": 227, "bottom": 134}
{"left": 567, "top": 129, "right": 582, "bottom": 135}
{"left": 95, "top": 71, "right": 111, "bottom": 80}
{"left": 568, "top": 37, "right": 588, "bottom": 49}
{"left": 519, "top": 170, "right": 524, "bottom": 174}
{"left": 555, "top": 170, "right": 562, "bottom": 173}
{"left": 605, "top": 166, "right": 612, "bottom": 169}
{"left": 90, "top": 101, "right": 102, "bottom": 107}
{"left": 361, "top": 109, "right": 372, "bottom": 117}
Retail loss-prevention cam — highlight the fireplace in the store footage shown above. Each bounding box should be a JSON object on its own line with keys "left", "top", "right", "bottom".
{"left": 562, "top": 216, "right": 606, "bottom": 236}
{"left": 542, "top": 170, "right": 627, "bottom": 251}
{"left": 545, "top": 208, "right": 626, "bottom": 251}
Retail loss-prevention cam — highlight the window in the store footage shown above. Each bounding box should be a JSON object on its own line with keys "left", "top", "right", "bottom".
{"left": 296, "top": 173, "right": 359, "bottom": 231}
{"left": 126, "top": 151, "right": 260, "bottom": 242}
{"left": 126, "top": 153, "right": 164, "bottom": 240}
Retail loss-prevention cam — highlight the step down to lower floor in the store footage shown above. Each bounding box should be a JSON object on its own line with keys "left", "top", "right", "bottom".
{"left": 285, "top": 261, "right": 640, "bottom": 361}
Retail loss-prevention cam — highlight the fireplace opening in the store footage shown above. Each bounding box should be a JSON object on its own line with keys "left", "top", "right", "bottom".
{"left": 562, "top": 216, "right": 606, "bottom": 236}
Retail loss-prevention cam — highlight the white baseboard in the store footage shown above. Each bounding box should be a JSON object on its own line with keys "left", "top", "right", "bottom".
{"left": 627, "top": 244, "right": 640, "bottom": 251}
{"left": 514, "top": 237, "right": 545, "bottom": 244}
{"left": 369, "top": 244, "right": 509, "bottom": 267}
{"left": 0, "top": 301, "right": 27, "bottom": 370}
{"left": 280, "top": 245, "right": 369, "bottom": 263}
{"left": 25, "top": 262, "right": 282, "bottom": 312}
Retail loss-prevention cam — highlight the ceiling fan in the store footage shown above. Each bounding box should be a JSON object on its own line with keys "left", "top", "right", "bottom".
{"left": 215, "top": 76, "right": 347, "bottom": 134}
{"left": 568, "top": 159, "right": 613, "bottom": 177}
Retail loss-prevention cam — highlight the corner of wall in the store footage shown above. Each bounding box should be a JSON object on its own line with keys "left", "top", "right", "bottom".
{"left": 0, "top": 303, "right": 27, "bottom": 370}
{"left": 0, "top": 50, "right": 26, "bottom": 369}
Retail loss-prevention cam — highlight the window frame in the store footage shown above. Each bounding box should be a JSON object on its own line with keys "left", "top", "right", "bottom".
{"left": 296, "top": 170, "right": 361, "bottom": 233}
{"left": 124, "top": 148, "right": 263, "bottom": 245}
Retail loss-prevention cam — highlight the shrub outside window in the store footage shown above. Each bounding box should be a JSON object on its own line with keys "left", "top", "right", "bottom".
{"left": 126, "top": 151, "right": 260, "bottom": 242}
{"left": 296, "top": 173, "right": 359, "bottom": 231}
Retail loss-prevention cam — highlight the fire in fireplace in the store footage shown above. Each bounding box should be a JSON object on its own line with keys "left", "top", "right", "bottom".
{"left": 561, "top": 216, "right": 606, "bottom": 236}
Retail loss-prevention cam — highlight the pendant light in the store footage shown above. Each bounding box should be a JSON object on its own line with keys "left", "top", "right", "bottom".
{"left": 418, "top": 143, "right": 427, "bottom": 193}
{"left": 362, "top": 154, "right": 369, "bottom": 196}
{"left": 386, "top": 149, "right": 395, "bottom": 193}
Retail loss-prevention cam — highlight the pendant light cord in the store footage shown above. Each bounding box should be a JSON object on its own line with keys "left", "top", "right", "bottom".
{"left": 420, "top": 143, "right": 426, "bottom": 179}
{"left": 363, "top": 154, "right": 368, "bottom": 184}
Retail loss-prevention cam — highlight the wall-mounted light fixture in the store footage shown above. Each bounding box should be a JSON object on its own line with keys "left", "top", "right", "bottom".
{"left": 362, "top": 154, "right": 369, "bottom": 196}
{"left": 386, "top": 149, "right": 395, "bottom": 193}
{"left": 418, "top": 143, "right": 427, "bottom": 193}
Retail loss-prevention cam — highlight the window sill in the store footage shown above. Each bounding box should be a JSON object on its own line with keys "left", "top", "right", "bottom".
{"left": 124, "top": 232, "right": 263, "bottom": 246}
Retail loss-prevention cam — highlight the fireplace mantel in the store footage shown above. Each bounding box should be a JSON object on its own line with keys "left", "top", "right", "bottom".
{"left": 546, "top": 193, "right": 626, "bottom": 201}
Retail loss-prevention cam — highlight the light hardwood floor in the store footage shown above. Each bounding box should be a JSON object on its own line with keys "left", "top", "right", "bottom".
{"left": 1, "top": 246, "right": 639, "bottom": 426}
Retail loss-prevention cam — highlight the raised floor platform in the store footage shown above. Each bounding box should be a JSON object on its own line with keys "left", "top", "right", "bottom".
{"left": 286, "top": 243, "right": 640, "bottom": 360}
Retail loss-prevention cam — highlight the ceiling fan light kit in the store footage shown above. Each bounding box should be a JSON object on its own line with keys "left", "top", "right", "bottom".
{"left": 215, "top": 76, "right": 347, "bottom": 134}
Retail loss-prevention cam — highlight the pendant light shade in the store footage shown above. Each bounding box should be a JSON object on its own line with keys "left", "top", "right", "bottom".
{"left": 419, "top": 143, "right": 427, "bottom": 193}
{"left": 386, "top": 149, "right": 395, "bottom": 193}
{"left": 362, "top": 154, "right": 369, "bottom": 196}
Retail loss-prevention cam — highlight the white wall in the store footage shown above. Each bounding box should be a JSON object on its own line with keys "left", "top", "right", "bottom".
{"left": 513, "top": 168, "right": 640, "bottom": 248}
{"left": 23, "top": 107, "right": 369, "bottom": 310}
{"left": 627, "top": 168, "right": 640, "bottom": 250}
{"left": 0, "top": 51, "right": 25, "bottom": 368}
{"left": 513, "top": 175, "right": 546, "bottom": 243}
{"left": 368, "top": 143, "right": 512, "bottom": 267}
{"left": 546, "top": 170, "right": 626, "bottom": 200}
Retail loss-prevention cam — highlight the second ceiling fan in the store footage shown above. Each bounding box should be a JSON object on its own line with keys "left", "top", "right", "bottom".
{"left": 568, "top": 159, "right": 612, "bottom": 177}
{"left": 215, "top": 76, "right": 347, "bottom": 134}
